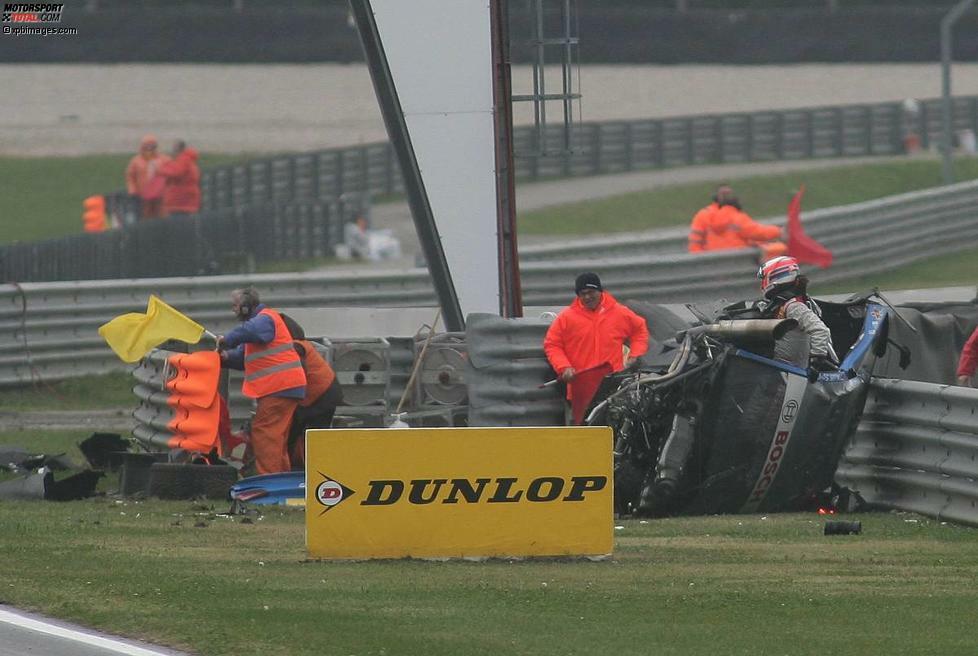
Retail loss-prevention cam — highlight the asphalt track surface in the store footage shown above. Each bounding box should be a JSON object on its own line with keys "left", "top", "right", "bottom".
{"left": 5, "top": 63, "right": 978, "bottom": 156}
{"left": 0, "top": 607, "right": 189, "bottom": 656}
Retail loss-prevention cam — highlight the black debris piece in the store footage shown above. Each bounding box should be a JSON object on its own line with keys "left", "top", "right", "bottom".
{"left": 45, "top": 470, "right": 104, "bottom": 501}
{"left": 79, "top": 433, "right": 131, "bottom": 470}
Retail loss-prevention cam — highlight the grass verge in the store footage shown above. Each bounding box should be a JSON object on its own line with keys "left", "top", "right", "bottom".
{"left": 0, "top": 153, "right": 249, "bottom": 244}
{"left": 0, "top": 472, "right": 975, "bottom": 656}
{"left": 818, "top": 246, "right": 978, "bottom": 296}
{"left": 5, "top": 154, "right": 978, "bottom": 245}
{"left": 0, "top": 372, "right": 134, "bottom": 411}
{"left": 519, "top": 158, "right": 978, "bottom": 234}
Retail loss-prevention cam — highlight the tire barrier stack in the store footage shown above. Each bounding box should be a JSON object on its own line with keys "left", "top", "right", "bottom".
{"left": 836, "top": 379, "right": 978, "bottom": 527}
{"left": 130, "top": 348, "right": 223, "bottom": 453}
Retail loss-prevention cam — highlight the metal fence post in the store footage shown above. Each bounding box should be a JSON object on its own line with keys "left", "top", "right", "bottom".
{"left": 745, "top": 113, "right": 755, "bottom": 160}
{"left": 806, "top": 109, "right": 816, "bottom": 158}
{"left": 591, "top": 123, "right": 602, "bottom": 175}
{"left": 864, "top": 105, "right": 874, "bottom": 155}
{"left": 335, "top": 150, "right": 345, "bottom": 198}
{"left": 360, "top": 146, "right": 370, "bottom": 196}
{"left": 624, "top": 121, "right": 634, "bottom": 171}
{"left": 920, "top": 101, "right": 931, "bottom": 150}
{"left": 311, "top": 153, "right": 321, "bottom": 200}
{"left": 714, "top": 116, "right": 725, "bottom": 163}
{"left": 654, "top": 120, "right": 665, "bottom": 168}
{"left": 833, "top": 108, "right": 844, "bottom": 157}
{"left": 889, "top": 102, "right": 903, "bottom": 154}
{"left": 264, "top": 160, "right": 274, "bottom": 205}
{"left": 971, "top": 97, "right": 978, "bottom": 136}
{"left": 773, "top": 113, "right": 784, "bottom": 159}
{"left": 288, "top": 157, "right": 298, "bottom": 200}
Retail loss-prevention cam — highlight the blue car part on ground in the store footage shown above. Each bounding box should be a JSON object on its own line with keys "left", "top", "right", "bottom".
{"left": 229, "top": 471, "right": 305, "bottom": 505}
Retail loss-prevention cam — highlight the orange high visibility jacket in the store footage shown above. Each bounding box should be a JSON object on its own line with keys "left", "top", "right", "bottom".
{"left": 688, "top": 203, "right": 782, "bottom": 252}
{"left": 295, "top": 339, "right": 336, "bottom": 408}
{"left": 543, "top": 292, "right": 649, "bottom": 397}
{"left": 242, "top": 309, "right": 307, "bottom": 399}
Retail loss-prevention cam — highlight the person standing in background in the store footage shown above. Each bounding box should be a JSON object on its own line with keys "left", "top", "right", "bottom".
{"left": 159, "top": 139, "right": 201, "bottom": 218}
{"left": 688, "top": 184, "right": 785, "bottom": 260}
{"left": 125, "top": 134, "right": 170, "bottom": 219}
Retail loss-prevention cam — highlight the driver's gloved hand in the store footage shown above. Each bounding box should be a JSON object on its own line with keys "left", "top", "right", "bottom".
{"left": 809, "top": 355, "right": 837, "bottom": 373}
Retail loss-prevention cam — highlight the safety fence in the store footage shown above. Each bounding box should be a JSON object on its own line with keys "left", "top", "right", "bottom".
{"left": 2, "top": 179, "right": 978, "bottom": 388}
{"left": 1, "top": 199, "right": 360, "bottom": 283}
{"left": 836, "top": 378, "right": 978, "bottom": 527}
{"left": 101, "top": 95, "right": 978, "bottom": 225}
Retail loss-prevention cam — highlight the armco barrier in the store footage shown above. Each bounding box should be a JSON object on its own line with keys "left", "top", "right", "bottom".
{"left": 836, "top": 379, "right": 978, "bottom": 527}
{"left": 3, "top": 180, "right": 978, "bottom": 387}
{"left": 465, "top": 313, "right": 564, "bottom": 427}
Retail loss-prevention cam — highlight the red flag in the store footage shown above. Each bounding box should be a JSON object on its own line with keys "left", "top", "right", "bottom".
{"left": 570, "top": 362, "right": 614, "bottom": 426}
{"left": 786, "top": 185, "right": 833, "bottom": 268}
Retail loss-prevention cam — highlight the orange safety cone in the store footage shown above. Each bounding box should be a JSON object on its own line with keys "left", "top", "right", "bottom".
{"left": 82, "top": 195, "right": 107, "bottom": 233}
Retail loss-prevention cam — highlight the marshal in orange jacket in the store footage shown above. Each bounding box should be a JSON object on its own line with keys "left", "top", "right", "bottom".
{"left": 543, "top": 292, "right": 649, "bottom": 398}
{"left": 688, "top": 203, "right": 782, "bottom": 253}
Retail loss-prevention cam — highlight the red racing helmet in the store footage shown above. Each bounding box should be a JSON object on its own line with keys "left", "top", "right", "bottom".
{"left": 758, "top": 255, "right": 800, "bottom": 295}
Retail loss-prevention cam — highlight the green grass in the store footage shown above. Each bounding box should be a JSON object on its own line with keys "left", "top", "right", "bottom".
{"left": 0, "top": 153, "right": 249, "bottom": 244}
{"left": 519, "top": 158, "right": 978, "bottom": 235}
{"left": 0, "top": 429, "right": 92, "bottom": 460}
{"left": 0, "top": 372, "right": 134, "bottom": 411}
{"left": 5, "top": 154, "right": 978, "bottom": 245}
{"left": 819, "top": 246, "right": 978, "bottom": 295}
{"left": 0, "top": 456, "right": 976, "bottom": 656}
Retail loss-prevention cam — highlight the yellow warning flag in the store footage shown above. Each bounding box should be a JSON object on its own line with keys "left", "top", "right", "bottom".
{"left": 98, "top": 295, "right": 205, "bottom": 363}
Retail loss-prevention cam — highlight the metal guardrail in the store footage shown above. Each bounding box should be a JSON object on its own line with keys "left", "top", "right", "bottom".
{"left": 836, "top": 378, "right": 978, "bottom": 526}
{"left": 2, "top": 179, "right": 978, "bottom": 387}
{"left": 99, "top": 95, "right": 978, "bottom": 221}
{"left": 521, "top": 176, "right": 978, "bottom": 264}
{"left": 522, "top": 178, "right": 978, "bottom": 302}
{"left": 466, "top": 313, "right": 565, "bottom": 427}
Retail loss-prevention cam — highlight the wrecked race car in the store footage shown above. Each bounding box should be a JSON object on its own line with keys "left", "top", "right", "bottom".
{"left": 586, "top": 293, "right": 895, "bottom": 517}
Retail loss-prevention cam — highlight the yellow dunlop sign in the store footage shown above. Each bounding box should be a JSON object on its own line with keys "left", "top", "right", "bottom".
{"left": 305, "top": 426, "right": 613, "bottom": 559}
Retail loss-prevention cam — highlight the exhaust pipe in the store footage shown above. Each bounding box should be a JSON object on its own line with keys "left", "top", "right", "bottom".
{"left": 679, "top": 318, "right": 798, "bottom": 345}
